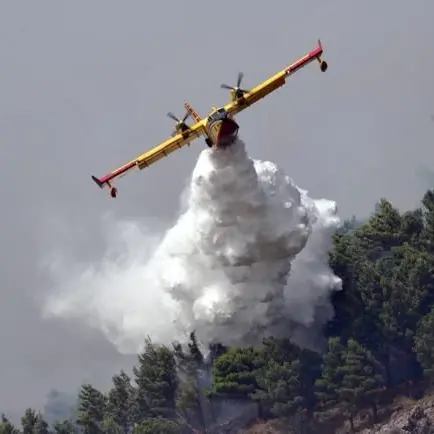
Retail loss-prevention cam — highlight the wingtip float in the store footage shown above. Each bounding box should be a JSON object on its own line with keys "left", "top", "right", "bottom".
{"left": 92, "top": 39, "right": 328, "bottom": 198}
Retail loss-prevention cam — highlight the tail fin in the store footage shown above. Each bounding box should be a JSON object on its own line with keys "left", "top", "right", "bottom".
{"left": 91, "top": 175, "right": 117, "bottom": 198}
{"left": 184, "top": 101, "right": 201, "bottom": 123}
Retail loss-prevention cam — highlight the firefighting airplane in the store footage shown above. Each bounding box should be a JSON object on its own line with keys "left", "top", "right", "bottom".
{"left": 92, "top": 39, "right": 328, "bottom": 198}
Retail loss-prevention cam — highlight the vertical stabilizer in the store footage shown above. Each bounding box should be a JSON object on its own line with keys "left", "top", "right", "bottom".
{"left": 184, "top": 101, "right": 201, "bottom": 123}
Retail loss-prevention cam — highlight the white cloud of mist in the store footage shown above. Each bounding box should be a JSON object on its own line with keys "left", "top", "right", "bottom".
{"left": 42, "top": 139, "right": 342, "bottom": 354}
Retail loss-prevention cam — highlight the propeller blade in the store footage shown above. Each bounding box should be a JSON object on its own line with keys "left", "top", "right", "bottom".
{"left": 167, "top": 112, "right": 179, "bottom": 122}
{"left": 238, "top": 73, "right": 244, "bottom": 87}
{"left": 237, "top": 72, "right": 244, "bottom": 88}
{"left": 182, "top": 111, "right": 190, "bottom": 122}
{"left": 221, "top": 73, "right": 249, "bottom": 97}
{"left": 221, "top": 83, "right": 235, "bottom": 90}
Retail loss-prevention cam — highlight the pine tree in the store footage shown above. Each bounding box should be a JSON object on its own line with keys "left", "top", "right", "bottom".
{"left": 399, "top": 209, "right": 424, "bottom": 246}
{"left": 422, "top": 189, "right": 434, "bottom": 251}
{"left": 315, "top": 338, "right": 385, "bottom": 431}
{"left": 100, "top": 414, "right": 123, "bottom": 433}
{"left": 106, "top": 370, "right": 135, "bottom": 431}
{"left": 414, "top": 306, "right": 434, "bottom": 381}
{"left": 315, "top": 337, "right": 346, "bottom": 410}
{"left": 357, "top": 198, "right": 402, "bottom": 255}
{"left": 212, "top": 346, "right": 264, "bottom": 398}
{"left": 53, "top": 420, "right": 77, "bottom": 434}
{"left": 76, "top": 384, "right": 106, "bottom": 433}
{"left": 133, "top": 337, "right": 178, "bottom": 421}
{"left": 173, "top": 332, "right": 207, "bottom": 431}
{"left": 339, "top": 339, "right": 385, "bottom": 422}
{"left": 253, "top": 347, "right": 321, "bottom": 420}
{"left": 21, "top": 408, "right": 38, "bottom": 434}
{"left": 253, "top": 359, "right": 306, "bottom": 417}
{"left": 0, "top": 415, "right": 19, "bottom": 434}
{"left": 33, "top": 413, "right": 49, "bottom": 434}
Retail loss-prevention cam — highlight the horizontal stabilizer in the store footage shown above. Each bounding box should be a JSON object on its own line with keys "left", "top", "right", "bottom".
{"left": 91, "top": 175, "right": 104, "bottom": 189}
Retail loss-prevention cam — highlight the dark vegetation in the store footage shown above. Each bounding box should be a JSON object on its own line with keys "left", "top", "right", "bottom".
{"left": 4, "top": 190, "right": 434, "bottom": 433}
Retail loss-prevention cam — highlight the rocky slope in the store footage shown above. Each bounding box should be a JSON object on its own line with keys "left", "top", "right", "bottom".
{"left": 236, "top": 394, "right": 434, "bottom": 433}
{"left": 360, "top": 400, "right": 434, "bottom": 434}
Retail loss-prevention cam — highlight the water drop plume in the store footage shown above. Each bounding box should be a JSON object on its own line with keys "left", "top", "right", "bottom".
{"left": 43, "top": 139, "right": 342, "bottom": 353}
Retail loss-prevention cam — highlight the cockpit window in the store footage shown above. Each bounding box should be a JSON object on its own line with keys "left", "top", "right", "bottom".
{"left": 209, "top": 108, "right": 227, "bottom": 123}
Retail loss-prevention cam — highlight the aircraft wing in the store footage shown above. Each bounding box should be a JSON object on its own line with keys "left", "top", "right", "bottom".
{"left": 92, "top": 119, "right": 206, "bottom": 197}
{"left": 224, "top": 40, "right": 326, "bottom": 118}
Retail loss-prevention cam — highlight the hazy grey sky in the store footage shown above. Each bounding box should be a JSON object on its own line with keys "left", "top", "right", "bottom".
{"left": 1, "top": 0, "right": 434, "bottom": 418}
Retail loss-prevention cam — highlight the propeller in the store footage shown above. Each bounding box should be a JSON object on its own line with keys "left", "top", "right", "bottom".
{"left": 220, "top": 72, "right": 249, "bottom": 99}
{"left": 167, "top": 110, "right": 190, "bottom": 136}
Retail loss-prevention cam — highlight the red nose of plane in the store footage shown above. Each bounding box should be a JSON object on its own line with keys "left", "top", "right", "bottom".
{"left": 216, "top": 118, "right": 239, "bottom": 148}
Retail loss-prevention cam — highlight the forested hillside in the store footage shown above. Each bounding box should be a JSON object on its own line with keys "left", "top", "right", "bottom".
{"left": 4, "top": 190, "right": 434, "bottom": 433}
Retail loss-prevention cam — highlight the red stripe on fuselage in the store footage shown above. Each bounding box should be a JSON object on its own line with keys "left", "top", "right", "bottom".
{"left": 99, "top": 160, "right": 137, "bottom": 184}
{"left": 285, "top": 45, "right": 322, "bottom": 75}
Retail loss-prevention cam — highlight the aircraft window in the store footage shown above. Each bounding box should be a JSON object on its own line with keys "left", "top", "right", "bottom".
{"left": 209, "top": 109, "right": 227, "bottom": 123}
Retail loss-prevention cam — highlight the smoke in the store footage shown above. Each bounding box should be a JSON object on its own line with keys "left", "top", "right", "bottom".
{"left": 42, "top": 139, "right": 342, "bottom": 354}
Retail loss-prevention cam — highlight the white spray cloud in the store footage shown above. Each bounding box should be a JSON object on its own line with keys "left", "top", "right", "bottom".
{"left": 42, "top": 139, "right": 342, "bottom": 354}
